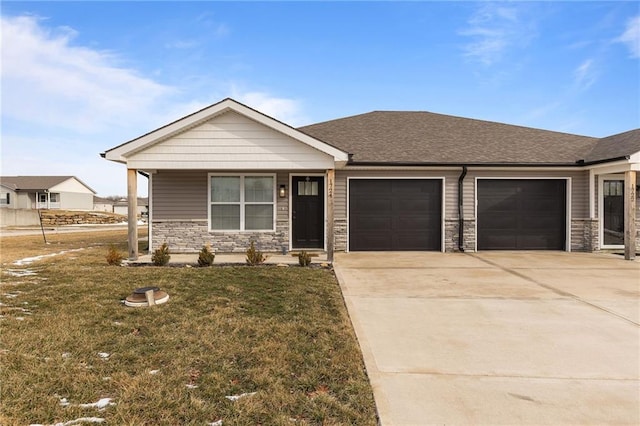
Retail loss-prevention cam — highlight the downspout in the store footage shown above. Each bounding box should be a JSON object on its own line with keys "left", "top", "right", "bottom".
{"left": 458, "top": 165, "right": 468, "bottom": 252}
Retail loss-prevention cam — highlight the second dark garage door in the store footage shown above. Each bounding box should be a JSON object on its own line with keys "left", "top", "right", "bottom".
{"left": 477, "top": 179, "right": 567, "bottom": 250}
{"left": 349, "top": 179, "right": 442, "bottom": 251}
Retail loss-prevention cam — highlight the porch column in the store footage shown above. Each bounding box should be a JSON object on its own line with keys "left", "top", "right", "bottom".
{"left": 326, "top": 169, "right": 335, "bottom": 262}
{"left": 127, "top": 168, "right": 138, "bottom": 260}
{"left": 624, "top": 170, "right": 636, "bottom": 260}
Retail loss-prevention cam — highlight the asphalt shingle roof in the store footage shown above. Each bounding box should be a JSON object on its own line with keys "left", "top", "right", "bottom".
{"left": 585, "top": 128, "right": 640, "bottom": 163}
{"left": 299, "top": 111, "right": 638, "bottom": 165}
{"left": 0, "top": 176, "right": 95, "bottom": 193}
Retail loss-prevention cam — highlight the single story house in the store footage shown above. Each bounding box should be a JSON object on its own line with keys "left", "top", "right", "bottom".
{"left": 0, "top": 176, "right": 96, "bottom": 211}
{"left": 93, "top": 196, "right": 116, "bottom": 213}
{"left": 113, "top": 198, "right": 149, "bottom": 217}
{"left": 102, "top": 98, "right": 639, "bottom": 260}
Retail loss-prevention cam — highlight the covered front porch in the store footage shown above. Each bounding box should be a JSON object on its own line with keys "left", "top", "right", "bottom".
{"left": 589, "top": 163, "right": 639, "bottom": 260}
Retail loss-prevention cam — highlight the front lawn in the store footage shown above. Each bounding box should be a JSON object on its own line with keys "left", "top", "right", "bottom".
{"left": 0, "top": 230, "right": 377, "bottom": 425}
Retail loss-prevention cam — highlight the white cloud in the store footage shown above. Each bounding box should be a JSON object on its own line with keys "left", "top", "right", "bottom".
{"left": 574, "top": 58, "right": 598, "bottom": 90}
{"left": 0, "top": 15, "right": 306, "bottom": 195}
{"left": 231, "top": 89, "right": 307, "bottom": 127}
{"left": 459, "top": 3, "right": 537, "bottom": 66}
{"left": 1, "top": 15, "right": 177, "bottom": 134}
{"left": 615, "top": 15, "right": 640, "bottom": 58}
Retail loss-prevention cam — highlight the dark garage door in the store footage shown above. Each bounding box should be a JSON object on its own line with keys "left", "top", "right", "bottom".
{"left": 477, "top": 179, "right": 566, "bottom": 250}
{"left": 349, "top": 179, "right": 442, "bottom": 251}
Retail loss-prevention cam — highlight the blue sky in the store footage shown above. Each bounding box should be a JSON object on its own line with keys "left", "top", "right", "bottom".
{"left": 1, "top": 1, "right": 639, "bottom": 196}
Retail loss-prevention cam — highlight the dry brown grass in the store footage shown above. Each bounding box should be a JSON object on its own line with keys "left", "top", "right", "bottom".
{"left": 0, "top": 230, "right": 377, "bottom": 425}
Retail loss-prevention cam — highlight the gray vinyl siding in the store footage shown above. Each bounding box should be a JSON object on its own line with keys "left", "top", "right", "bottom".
{"left": 152, "top": 170, "right": 291, "bottom": 222}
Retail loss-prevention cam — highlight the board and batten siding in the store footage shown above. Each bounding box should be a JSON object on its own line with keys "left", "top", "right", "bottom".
{"left": 127, "top": 111, "right": 334, "bottom": 170}
{"left": 465, "top": 169, "right": 590, "bottom": 219}
{"left": 152, "top": 170, "right": 291, "bottom": 222}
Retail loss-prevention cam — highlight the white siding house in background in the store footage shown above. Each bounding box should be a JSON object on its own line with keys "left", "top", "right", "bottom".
{"left": 0, "top": 176, "right": 96, "bottom": 210}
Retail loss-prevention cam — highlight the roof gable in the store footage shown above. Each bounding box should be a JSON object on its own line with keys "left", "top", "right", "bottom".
{"left": 104, "top": 98, "right": 349, "bottom": 165}
{"left": 299, "top": 111, "right": 599, "bottom": 165}
{"left": 585, "top": 128, "right": 640, "bottom": 163}
{"left": 0, "top": 176, "right": 96, "bottom": 193}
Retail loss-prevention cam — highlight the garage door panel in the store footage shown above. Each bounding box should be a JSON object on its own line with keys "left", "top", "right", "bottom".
{"left": 351, "top": 216, "right": 392, "bottom": 231}
{"left": 350, "top": 179, "right": 441, "bottom": 251}
{"left": 478, "top": 179, "right": 566, "bottom": 250}
{"left": 352, "top": 197, "right": 392, "bottom": 213}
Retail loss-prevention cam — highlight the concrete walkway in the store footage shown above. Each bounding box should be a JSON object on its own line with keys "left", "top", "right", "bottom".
{"left": 334, "top": 251, "right": 640, "bottom": 425}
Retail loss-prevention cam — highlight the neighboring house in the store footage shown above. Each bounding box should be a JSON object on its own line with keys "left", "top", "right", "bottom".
{"left": 102, "top": 98, "right": 639, "bottom": 260}
{"left": 113, "top": 198, "right": 149, "bottom": 217}
{"left": 0, "top": 176, "right": 96, "bottom": 210}
{"left": 93, "top": 196, "right": 115, "bottom": 212}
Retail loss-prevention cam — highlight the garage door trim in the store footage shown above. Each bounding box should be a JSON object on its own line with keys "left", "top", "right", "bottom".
{"left": 474, "top": 177, "right": 572, "bottom": 251}
{"left": 347, "top": 176, "right": 446, "bottom": 252}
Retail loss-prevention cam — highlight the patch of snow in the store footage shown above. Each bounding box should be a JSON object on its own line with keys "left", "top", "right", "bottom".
{"left": 185, "top": 384, "right": 199, "bottom": 389}
{"left": 62, "top": 352, "right": 71, "bottom": 359}
{"left": 112, "top": 321, "right": 123, "bottom": 326}
{"left": 15, "top": 317, "right": 25, "bottom": 321}
{"left": 4, "top": 268, "right": 37, "bottom": 277}
{"left": 208, "top": 421, "right": 223, "bottom": 426}
{"left": 225, "top": 392, "right": 256, "bottom": 401}
{"left": 59, "top": 397, "right": 70, "bottom": 407}
{"left": 97, "top": 352, "right": 110, "bottom": 359}
{"left": 149, "top": 369, "right": 160, "bottom": 375}
{"left": 14, "top": 248, "right": 86, "bottom": 266}
{"left": 78, "top": 398, "right": 114, "bottom": 409}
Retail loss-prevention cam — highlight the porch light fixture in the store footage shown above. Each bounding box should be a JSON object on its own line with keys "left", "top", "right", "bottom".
{"left": 279, "top": 184, "right": 287, "bottom": 198}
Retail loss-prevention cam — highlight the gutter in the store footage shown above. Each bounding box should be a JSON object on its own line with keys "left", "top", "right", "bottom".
{"left": 457, "top": 166, "right": 467, "bottom": 252}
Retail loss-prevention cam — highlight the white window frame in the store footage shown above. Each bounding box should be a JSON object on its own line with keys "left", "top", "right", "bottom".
{"left": 208, "top": 173, "right": 277, "bottom": 232}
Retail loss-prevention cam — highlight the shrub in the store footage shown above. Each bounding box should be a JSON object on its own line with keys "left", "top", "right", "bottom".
{"left": 298, "top": 250, "right": 312, "bottom": 267}
{"left": 151, "top": 243, "right": 171, "bottom": 266}
{"left": 245, "top": 241, "right": 266, "bottom": 266}
{"left": 197, "top": 244, "right": 215, "bottom": 267}
{"left": 106, "top": 245, "right": 125, "bottom": 266}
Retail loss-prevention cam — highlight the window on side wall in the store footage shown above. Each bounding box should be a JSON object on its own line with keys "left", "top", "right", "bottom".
{"left": 209, "top": 175, "right": 275, "bottom": 231}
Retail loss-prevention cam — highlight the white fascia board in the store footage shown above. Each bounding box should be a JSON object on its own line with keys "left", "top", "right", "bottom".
{"left": 104, "top": 98, "right": 349, "bottom": 164}
{"left": 585, "top": 159, "right": 632, "bottom": 174}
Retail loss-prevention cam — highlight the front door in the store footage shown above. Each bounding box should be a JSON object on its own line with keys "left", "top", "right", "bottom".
{"left": 292, "top": 176, "right": 324, "bottom": 249}
{"left": 603, "top": 179, "right": 624, "bottom": 246}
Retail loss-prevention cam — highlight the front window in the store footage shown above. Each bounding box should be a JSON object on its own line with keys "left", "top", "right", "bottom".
{"left": 49, "top": 193, "right": 60, "bottom": 203}
{"left": 0, "top": 192, "right": 9, "bottom": 206}
{"left": 210, "top": 175, "right": 275, "bottom": 231}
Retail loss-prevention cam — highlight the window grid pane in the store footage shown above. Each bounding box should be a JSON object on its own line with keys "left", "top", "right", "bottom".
{"left": 211, "top": 176, "right": 240, "bottom": 202}
{"left": 245, "top": 177, "right": 273, "bottom": 202}
{"left": 245, "top": 204, "right": 273, "bottom": 230}
{"left": 211, "top": 205, "right": 240, "bottom": 230}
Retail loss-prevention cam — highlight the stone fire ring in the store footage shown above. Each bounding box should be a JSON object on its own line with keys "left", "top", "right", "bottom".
{"left": 125, "top": 286, "right": 169, "bottom": 307}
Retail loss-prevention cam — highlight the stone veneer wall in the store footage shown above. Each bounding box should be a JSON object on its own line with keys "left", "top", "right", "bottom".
{"left": 571, "top": 219, "right": 599, "bottom": 252}
{"left": 334, "top": 218, "right": 347, "bottom": 252}
{"left": 444, "top": 219, "right": 476, "bottom": 252}
{"left": 152, "top": 220, "right": 289, "bottom": 253}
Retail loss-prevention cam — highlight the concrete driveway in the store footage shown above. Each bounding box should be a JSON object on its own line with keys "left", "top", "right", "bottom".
{"left": 334, "top": 251, "right": 640, "bottom": 425}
